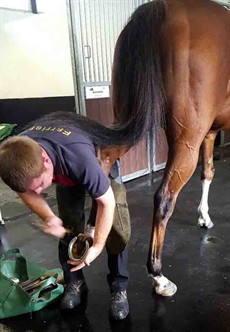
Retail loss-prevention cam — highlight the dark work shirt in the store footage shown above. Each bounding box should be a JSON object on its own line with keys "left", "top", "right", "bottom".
{"left": 20, "top": 123, "right": 110, "bottom": 198}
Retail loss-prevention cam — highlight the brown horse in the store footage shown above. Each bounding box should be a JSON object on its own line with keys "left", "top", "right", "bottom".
{"left": 15, "top": 0, "right": 229, "bottom": 297}
{"left": 109, "top": 0, "right": 230, "bottom": 296}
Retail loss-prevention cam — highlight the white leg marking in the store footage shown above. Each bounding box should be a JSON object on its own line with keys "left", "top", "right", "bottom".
{"left": 152, "top": 275, "right": 177, "bottom": 297}
{"left": 0, "top": 209, "right": 5, "bottom": 225}
{"left": 198, "top": 180, "right": 213, "bottom": 228}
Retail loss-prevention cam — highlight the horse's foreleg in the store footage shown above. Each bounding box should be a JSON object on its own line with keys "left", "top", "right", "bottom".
{"left": 198, "top": 132, "right": 217, "bottom": 228}
{"left": 147, "top": 142, "right": 201, "bottom": 296}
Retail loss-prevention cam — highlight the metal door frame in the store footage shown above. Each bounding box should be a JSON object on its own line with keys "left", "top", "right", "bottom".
{"left": 66, "top": 0, "right": 86, "bottom": 116}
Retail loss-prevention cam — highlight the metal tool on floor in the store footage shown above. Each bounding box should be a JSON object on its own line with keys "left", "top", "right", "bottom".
{"left": 19, "top": 272, "right": 64, "bottom": 293}
{"left": 0, "top": 248, "right": 64, "bottom": 319}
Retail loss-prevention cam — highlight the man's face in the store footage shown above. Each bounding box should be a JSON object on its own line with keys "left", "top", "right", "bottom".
{"left": 28, "top": 150, "right": 54, "bottom": 195}
{"left": 29, "top": 168, "right": 53, "bottom": 195}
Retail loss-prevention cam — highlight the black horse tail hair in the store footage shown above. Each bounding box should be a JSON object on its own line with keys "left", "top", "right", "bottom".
{"left": 17, "top": 2, "right": 167, "bottom": 150}
{"left": 112, "top": 0, "right": 167, "bottom": 146}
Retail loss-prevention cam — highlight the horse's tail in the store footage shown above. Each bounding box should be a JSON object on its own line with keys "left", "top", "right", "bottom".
{"left": 112, "top": 1, "right": 167, "bottom": 146}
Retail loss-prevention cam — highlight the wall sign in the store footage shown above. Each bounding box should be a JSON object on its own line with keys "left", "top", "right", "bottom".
{"left": 85, "top": 86, "right": 110, "bottom": 99}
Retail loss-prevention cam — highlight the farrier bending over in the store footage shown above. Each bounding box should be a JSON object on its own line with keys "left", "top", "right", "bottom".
{"left": 0, "top": 112, "right": 131, "bottom": 320}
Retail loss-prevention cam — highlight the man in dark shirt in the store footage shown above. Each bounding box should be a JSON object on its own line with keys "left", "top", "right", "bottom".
{"left": 0, "top": 112, "right": 131, "bottom": 320}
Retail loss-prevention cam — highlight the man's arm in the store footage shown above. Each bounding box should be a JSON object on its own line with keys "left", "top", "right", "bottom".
{"left": 18, "top": 191, "right": 67, "bottom": 238}
{"left": 68, "top": 185, "right": 115, "bottom": 271}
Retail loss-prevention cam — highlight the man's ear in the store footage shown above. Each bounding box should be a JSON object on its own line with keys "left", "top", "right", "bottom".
{"left": 41, "top": 149, "right": 51, "bottom": 168}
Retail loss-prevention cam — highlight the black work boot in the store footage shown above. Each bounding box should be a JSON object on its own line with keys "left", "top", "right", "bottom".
{"left": 109, "top": 290, "right": 129, "bottom": 320}
{"left": 60, "top": 279, "right": 88, "bottom": 310}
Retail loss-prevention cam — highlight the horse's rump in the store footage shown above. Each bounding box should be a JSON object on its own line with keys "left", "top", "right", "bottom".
{"left": 112, "top": 0, "right": 230, "bottom": 144}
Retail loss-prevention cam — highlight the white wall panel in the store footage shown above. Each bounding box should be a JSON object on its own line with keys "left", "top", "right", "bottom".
{"left": 0, "top": 0, "right": 74, "bottom": 99}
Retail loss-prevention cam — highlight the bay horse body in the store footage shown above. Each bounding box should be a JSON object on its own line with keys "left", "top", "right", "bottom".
{"left": 110, "top": 0, "right": 230, "bottom": 295}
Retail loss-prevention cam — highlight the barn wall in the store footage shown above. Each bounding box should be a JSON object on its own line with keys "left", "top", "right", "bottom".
{"left": 0, "top": 0, "right": 75, "bottom": 127}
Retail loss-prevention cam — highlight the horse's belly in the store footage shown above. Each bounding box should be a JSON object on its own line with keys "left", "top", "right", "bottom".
{"left": 212, "top": 90, "right": 230, "bottom": 131}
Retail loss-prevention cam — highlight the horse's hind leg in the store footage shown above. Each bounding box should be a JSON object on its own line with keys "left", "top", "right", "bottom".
{"left": 147, "top": 138, "right": 202, "bottom": 296}
{"left": 198, "top": 131, "right": 217, "bottom": 228}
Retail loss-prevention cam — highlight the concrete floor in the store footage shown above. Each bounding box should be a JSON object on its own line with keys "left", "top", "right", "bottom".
{"left": 0, "top": 149, "right": 230, "bottom": 332}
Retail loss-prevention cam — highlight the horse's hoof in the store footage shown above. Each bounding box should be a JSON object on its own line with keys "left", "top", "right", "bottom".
{"left": 206, "top": 220, "right": 214, "bottom": 228}
{"left": 153, "top": 275, "right": 177, "bottom": 297}
{"left": 198, "top": 217, "right": 214, "bottom": 229}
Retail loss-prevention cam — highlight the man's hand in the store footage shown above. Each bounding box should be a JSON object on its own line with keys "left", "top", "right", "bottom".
{"left": 67, "top": 186, "right": 115, "bottom": 271}
{"left": 43, "top": 216, "right": 68, "bottom": 238}
{"left": 18, "top": 191, "right": 68, "bottom": 238}
{"left": 67, "top": 245, "right": 102, "bottom": 271}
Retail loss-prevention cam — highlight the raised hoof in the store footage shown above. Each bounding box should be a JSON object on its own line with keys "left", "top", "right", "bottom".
{"left": 198, "top": 217, "right": 214, "bottom": 229}
{"left": 153, "top": 276, "right": 177, "bottom": 297}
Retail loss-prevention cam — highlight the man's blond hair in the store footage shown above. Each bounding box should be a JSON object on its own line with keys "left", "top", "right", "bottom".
{"left": 0, "top": 136, "right": 45, "bottom": 192}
